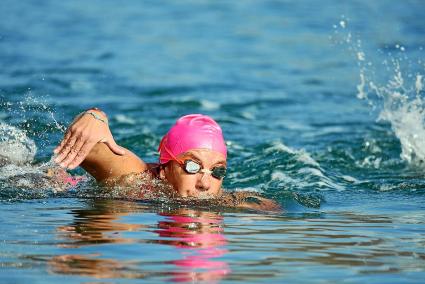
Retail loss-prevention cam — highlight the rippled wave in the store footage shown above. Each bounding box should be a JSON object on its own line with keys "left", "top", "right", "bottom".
{"left": 1, "top": 1, "right": 425, "bottom": 282}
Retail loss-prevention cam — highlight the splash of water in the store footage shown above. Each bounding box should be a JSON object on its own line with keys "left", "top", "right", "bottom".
{"left": 377, "top": 73, "right": 425, "bottom": 163}
{"left": 1, "top": 92, "right": 66, "bottom": 148}
{"left": 334, "top": 19, "right": 425, "bottom": 164}
{"left": 0, "top": 93, "right": 83, "bottom": 199}
{"left": 0, "top": 122, "right": 37, "bottom": 165}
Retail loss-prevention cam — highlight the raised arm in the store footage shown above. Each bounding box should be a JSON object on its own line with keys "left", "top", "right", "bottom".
{"left": 54, "top": 109, "right": 147, "bottom": 182}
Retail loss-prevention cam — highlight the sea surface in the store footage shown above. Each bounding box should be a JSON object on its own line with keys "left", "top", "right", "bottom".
{"left": 1, "top": 0, "right": 425, "bottom": 283}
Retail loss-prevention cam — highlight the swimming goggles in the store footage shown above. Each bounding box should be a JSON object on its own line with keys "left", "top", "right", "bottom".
{"left": 159, "top": 141, "right": 227, "bottom": 179}
{"left": 183, "top": 160, "right": 227, "bottom": 180}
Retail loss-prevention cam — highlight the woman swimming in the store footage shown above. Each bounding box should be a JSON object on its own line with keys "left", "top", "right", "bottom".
{"left": 53, "top": 108, "right": 281, "bottom": 211}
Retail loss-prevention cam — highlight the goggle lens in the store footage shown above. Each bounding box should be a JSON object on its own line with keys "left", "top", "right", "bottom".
{"left": 211, "top": 166, "right": 227, "bottom": 179}
{"left": 183, "top": 160, "right": 227, "bottom": 179}
{"left": 184, "top": 160, "right": 201, "bottom": 173}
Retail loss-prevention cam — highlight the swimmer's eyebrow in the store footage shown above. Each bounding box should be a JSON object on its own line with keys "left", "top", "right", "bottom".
{"left": 214, "top": 160, "right": 227, "bottom": 166}
{"left": 182, "top": 153, "right": 226, "bottom": 166}
{"left": 182, "top": 153, "right": 202, "bottom": 162}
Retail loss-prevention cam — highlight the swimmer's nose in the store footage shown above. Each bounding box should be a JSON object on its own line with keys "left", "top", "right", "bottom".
{"left": 196, "top": 172, "right": 211, "bottom": 191}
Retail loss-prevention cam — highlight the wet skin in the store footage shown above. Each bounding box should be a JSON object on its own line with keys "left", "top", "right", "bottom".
{"left": 159, "top": 149, "right": 227, "bottom": 198}
{"left": 54, "top": 111, "right": 281, "bottom": 211}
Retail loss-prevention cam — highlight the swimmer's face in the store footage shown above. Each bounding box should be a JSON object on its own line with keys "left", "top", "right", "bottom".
{"left": 160, "top": 149, "right": 226, "bottom": 198}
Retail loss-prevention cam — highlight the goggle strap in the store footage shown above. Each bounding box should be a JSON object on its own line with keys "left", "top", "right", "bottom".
{"left": 185, "top": 161, "right": 225, "bottom": 178}
{"left": 200, "top": 168, "right": 213, "bottom": 175}
{"left": 161, "top": 137, "right": 183, "bottom": 165}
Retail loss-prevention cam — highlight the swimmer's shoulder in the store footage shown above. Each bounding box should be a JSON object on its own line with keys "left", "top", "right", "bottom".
{"left": 146, "top": 163, "right": 161, "bottom": 179}
{"left": 101, "top": 163, "right": 159, "bottom": 186}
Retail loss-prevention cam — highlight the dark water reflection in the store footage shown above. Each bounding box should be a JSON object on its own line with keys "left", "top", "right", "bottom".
{"left": 12, "top": 199, "right": 422, "bottom": 282}
{"left": 48, "top": 200, "right": 230, "bottom": 282}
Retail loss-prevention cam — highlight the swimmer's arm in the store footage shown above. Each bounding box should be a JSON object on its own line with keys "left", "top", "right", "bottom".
{"left": 54, "top": 108, "right": 148, "bottom": 182}
{"left": 236, "top": 194, "right": 283, "bottom": 213}
{"left": 81, "top": 142, "right": 148, "bottom": 182}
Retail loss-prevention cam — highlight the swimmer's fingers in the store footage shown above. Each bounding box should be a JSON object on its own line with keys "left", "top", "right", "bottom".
{"left": 54, "top": 135, "right": 79, "bottom": 164}
{"left": 54, "top": 113, "right": 96, "bottom": 156}
{"left": 60, "top": 136, "right": 86, "bottom": 169}
{"left": 54, "top": 130, "right": 72, "bottom": 155}
{"left": 68, "top": 141, "right": 97, "bottom": 170}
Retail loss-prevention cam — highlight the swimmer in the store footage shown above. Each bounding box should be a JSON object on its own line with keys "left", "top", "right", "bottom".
{"left": 53, "top": 108, "right": 281, "bottom": 212}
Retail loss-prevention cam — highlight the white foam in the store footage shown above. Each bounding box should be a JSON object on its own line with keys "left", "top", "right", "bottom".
{"left": 263, "top": 141, "right": 347, "bottom": 191}
{"left": 297, "top": 151, "right": 320, "bottom": 167}
{"left": 270, "top": 170, "right": 310, "bottom": 188}
{"left": 341, "top": 175, "right": 359, "bottom": 183}
{"left": 297, "top": 167, "right": 325, "bottom": 178}
{"left": 416, "top": 74, "right": 423, "bottom": 95}
{"left": 378, "top": 95, "right": 425, "bottom": 163}
{"left": 0, "top": 123, "right": 37, "bottom": 165}
{"left": 271, "top": 170, "right": 294, "bottom": 182}
{"left": 114, "top": 114, "right": 136, "bottom": 125}
{"left": 0, "top": 164, "right": 40, "bottom": 179}
{"left": 264, "top": 141, "right": 321, "bottom": 167}
{"left": 337, "top": 19, "right": 425, "bottom": 165}
{"left": 357, "top": 155, "right": 382, "bottom": 169}
{"left": 200, "top": 100, "right": 220, "bottom": 110}
{"left": 264, "top": 140, "right": 295, "bottom": 155}
{"left": 240, "top": 111, "right": 255, "bottom": 120}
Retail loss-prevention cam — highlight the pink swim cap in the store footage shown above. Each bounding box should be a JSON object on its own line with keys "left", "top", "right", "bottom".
{"left": 158, "top": 114, "right": 227, "bottom": 164}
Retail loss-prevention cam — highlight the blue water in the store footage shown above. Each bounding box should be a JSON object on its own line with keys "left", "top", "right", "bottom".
{"left": 1, "top": 0, "right": 425, "bottom": 283}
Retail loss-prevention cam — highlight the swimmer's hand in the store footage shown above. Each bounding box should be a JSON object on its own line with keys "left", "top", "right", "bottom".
{"left": 53, "top": 109, "right": 125, "bottom": 169}
{"left": 239, "top": 196, "right": 282, "bottom": 213}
